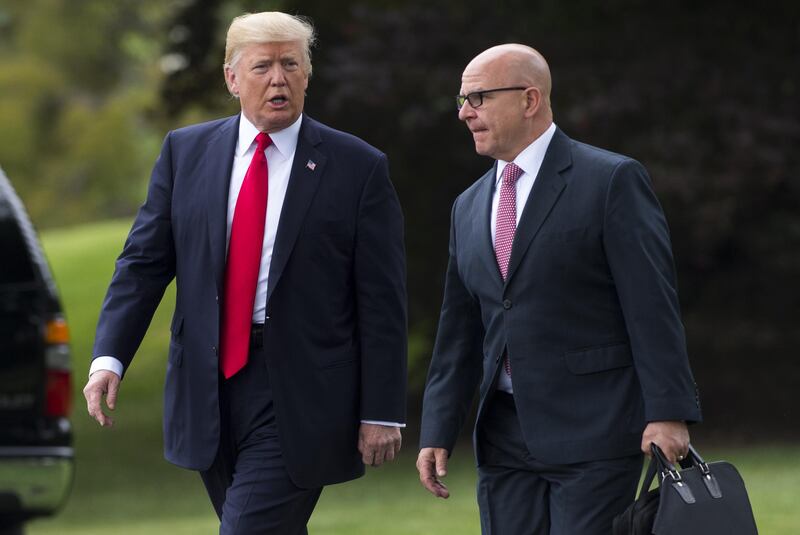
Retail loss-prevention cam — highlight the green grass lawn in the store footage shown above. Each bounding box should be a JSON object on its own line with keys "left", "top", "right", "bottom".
{"left": 25, "top": 220, "right": 799, "bottom": 534}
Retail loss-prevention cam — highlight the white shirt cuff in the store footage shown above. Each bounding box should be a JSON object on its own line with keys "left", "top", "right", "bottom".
{"left": 89, "top": 356, "right": 124, "bottom": 378}
{"left": 360, "top": 420, "right": 406, "bottom": 428}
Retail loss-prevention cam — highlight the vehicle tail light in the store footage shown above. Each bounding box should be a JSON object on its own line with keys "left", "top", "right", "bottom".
{"left": 44, "top": 316, "right": 72, "bottom": 417}
{"left": 45, "top": 317, "right": 71, "bottom": 345}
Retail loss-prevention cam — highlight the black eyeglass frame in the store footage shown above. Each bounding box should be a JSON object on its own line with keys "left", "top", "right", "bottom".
{"left": 455, "top": 86, "right": 528, "bottom": 110}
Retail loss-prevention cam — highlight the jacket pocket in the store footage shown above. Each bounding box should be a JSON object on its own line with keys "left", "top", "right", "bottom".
{"left": 564, "top": 342, "right": 632, "bottom": 375}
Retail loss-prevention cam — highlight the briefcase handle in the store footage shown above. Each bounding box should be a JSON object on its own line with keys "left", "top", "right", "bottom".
{"left": 640, "top": 443, "right": 712, "bottom": 498}
{"left": 650, "top": 443, "right": 723, "bottom": 500}
{"left": 650, "top": 443, "right": 681, "bottom": 481}
{"left": 651, "top": 443, "right": 714, "bottom": 475}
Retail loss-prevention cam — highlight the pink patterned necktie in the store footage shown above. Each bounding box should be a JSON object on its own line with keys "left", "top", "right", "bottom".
{"left": 220, "top": 132, "right": 272, "bottom": 379}
{"left": 495, "top": 162, "right": 522, "bottom": 279}
{"left": 495, "top": 162, "right": 523, "bottom": 376}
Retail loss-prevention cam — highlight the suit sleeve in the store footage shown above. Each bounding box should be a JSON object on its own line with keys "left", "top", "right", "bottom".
{"left": 419, "top": 198, "right": 485, "bottom": 453}
{"left": 355, "top": 154, "right": 408, "bottom": 423}
{"left": 92, "top": 132, "right": 177, "bottom": 373}
{"left": 603, "top": 159, "right": 701, "bottom": 423}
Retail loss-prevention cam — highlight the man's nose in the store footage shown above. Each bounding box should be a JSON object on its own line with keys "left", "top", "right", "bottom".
{"left": 269, "top": 66, "right": 288, "bottom": 85}
{"left": 458, "top": 102, "right": 475, "bottom": 121}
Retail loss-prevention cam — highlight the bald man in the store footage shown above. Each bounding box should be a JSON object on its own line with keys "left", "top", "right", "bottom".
{"left": 417, "top": 44, "right": 701, "bottom": 534}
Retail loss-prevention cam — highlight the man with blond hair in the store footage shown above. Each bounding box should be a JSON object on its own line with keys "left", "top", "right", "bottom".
{"left": 417, "top": 44, "right": 701, "bottom": 534}
{"left": 84, "top": 11, "right": 407, "bottom": 533}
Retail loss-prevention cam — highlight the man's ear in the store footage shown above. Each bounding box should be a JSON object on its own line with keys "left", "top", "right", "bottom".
{"left": 224, "top": 66, "right": 238, "bottom": 96}
{"left": 523, "top": 87, "right": 542, "bottom": 118}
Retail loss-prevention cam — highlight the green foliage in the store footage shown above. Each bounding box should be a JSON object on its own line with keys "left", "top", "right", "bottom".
{"left": 0, "top": 58, "right": 63, "bottom": 180}
{"left": 43, "top": 90, "right": 159, "bottom": 221}
{"left": 0, "top": 0, "right": 171, "bottom": 226}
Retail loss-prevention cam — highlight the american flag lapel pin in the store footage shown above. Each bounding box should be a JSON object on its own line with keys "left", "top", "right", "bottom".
{"left": 306, "top": 160, "right": 316, "bottom": 171}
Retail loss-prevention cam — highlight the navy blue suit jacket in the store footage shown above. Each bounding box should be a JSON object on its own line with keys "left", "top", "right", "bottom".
{"left": 93, "top": 114, "right": 407, "bottom": 488}
{"left": 420, "top": 128, "right": 700, "bottom": 465}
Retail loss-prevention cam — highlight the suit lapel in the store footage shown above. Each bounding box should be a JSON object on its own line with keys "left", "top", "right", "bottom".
{"left": 473, "top": 164, "right": 503, "bottom": 283}
{"left": 505, "top": 128, "right": 572, "bottom": 286}
{"left": 204, "top": 115, "right": 240, "bottom": 294}
{"left": 265, "top": 115, "right": 327, "bottom": 306}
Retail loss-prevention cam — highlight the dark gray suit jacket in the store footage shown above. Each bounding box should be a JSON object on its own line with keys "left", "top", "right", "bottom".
{"left": 420, "top": 127, "right": 700, "bottom": 465}
{"left": 93, "top": 114, "right": 407, "bottom": 488}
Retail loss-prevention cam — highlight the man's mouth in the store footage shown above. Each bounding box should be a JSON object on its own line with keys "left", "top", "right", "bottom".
{"left": 268, "top": 96, "right": 288, "bottom": 107}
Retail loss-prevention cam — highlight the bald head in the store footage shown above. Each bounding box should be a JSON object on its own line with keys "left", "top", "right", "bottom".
{"left": 465, "top": 44, "right": 552, "bottom": 109}
{"left": 458, "top": 44, "right": 553, "bottom": 161}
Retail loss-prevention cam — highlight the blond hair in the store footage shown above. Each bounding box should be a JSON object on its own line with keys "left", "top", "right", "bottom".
{"left": 224, "top": 12, "right": 316, "bottom": 76}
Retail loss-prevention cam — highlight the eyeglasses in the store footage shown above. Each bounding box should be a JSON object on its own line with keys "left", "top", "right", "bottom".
{"left": 455, "top": 86, "right": 528, "bottom": 110}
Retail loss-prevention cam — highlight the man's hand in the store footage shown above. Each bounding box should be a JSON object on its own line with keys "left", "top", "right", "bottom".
{"left": 83, "top": 370, "right": 121, "bottom": 427}
{"left": 416, "top": 447, "right": 450, "bottom": 499}
{"left": 641, "top": 420, "right": 689, "bottom": 463}
{"left": 358, "top": 423, "right": 402, "bottom": 467}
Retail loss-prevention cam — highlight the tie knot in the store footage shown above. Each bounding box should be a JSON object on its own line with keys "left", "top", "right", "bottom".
{"left": 502, "top": 162, "right": 523, "bottom": 186}
{"left": 255, "top": 132, "right": 273, "bottom": 152}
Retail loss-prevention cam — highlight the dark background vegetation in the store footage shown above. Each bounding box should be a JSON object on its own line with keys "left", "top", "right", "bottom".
{"left": 2, "top": 0, "right": 798, "bottom": 442}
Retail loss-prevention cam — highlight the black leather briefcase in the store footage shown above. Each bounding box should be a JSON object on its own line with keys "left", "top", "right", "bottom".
{"left": 613, "top": 443, "right": 758, "bottom": 535}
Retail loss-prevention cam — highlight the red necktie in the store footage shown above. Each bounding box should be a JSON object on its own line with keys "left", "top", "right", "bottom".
{"left": 495, "top": 162, "right": 522, "bottom": 376}
{"left": 220, "top": 132, "right": 272, "bottom": 379}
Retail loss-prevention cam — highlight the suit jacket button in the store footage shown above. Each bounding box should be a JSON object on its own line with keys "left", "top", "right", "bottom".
{"left": 503, "top": 299, "right": 512, "bottom": 310}
{"left": 212, "top": 345, "right": 218, "bottom": 356}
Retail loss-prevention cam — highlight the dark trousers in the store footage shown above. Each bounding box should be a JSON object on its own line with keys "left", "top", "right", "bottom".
{"left": 200, "top": 347, "right": 322, "bottom": 535}
{"left": 477, "top": 392, "right": 642, "bottom": 535}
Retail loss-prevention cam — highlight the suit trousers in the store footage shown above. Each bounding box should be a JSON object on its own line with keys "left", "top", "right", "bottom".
{"left": 477, "top": 391, "right": 642, "bottom": 535}
{"left": 200, "top": 345, "right": 322, "bottom": 535}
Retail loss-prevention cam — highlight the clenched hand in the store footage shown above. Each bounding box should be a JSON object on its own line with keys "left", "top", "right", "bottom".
{"left": 358, "top": 423, "right": 402, "bottom": 467}
{"left": 641, "top": 420, "right": 689, "bottom": 463}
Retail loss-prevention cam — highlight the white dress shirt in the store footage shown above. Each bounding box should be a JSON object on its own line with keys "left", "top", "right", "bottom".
{"left": 492, "top": 122, "right": 557, "bottom": 394}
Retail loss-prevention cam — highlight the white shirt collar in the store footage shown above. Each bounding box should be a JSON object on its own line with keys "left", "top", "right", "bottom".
{"left": 495, "top": 122, "right": 557, "bottom": 184}
{"left": 235, "top": 113, "right": 303, "bottom": 158}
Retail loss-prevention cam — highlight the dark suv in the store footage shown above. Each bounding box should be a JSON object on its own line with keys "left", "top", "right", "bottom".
{"left": 0, "top": 168, "right": 74, "bottom": 534}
